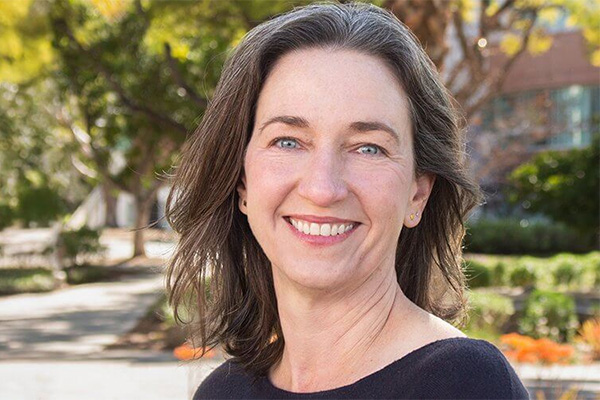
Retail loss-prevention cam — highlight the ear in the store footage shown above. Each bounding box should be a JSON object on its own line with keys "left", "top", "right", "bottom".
{"left": 404, "top": 172, "right": 436, "bottom": 228}
{"left": 237, "top": 172, "right": 248, "bottom": 215}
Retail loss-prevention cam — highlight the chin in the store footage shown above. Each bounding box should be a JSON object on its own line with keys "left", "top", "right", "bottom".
{"left": 273, "top": 259, "right": 354, "bottom": 292}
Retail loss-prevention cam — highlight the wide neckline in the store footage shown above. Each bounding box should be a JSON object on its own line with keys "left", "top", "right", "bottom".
{"left": 261, "top": 337, "right": 480, "bottom": 397}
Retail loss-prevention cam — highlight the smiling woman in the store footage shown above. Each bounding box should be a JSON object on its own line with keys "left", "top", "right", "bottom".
{"left": 165, "top": 2, "right": 529, "bottom": 399}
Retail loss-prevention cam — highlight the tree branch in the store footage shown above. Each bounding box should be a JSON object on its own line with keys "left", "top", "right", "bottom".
{"left": 164, "top": 43, "right": 208, "bottom": 109}
{"left": 463, "top": 12, "right": 539, "bottom": 117}
{"left": 57, "top": 18, "right": 188, "bottom": 135}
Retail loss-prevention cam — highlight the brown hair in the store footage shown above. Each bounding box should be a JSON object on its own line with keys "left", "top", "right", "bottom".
{"left": 165, "top": 2, "right": 482, "bottom": 376}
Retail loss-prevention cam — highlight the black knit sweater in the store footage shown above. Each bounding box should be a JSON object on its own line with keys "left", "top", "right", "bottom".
{"left": 193, "top": 337, "right": 530, "bottom": 399}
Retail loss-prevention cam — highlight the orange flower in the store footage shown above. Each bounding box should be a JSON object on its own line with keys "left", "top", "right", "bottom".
{"left": 500, "top": 333, "right": 575, "bottom": 365}
{"left": 173, "top": 343, "right": 216, "bottom": 360}
{"left": 575, "top": 318, "right": 600, "bottom": 360}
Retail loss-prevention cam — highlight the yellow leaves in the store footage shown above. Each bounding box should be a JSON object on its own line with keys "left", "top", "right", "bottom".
{"left": 528, "top": 29, "right": 554, "bottom": 55}
{"left": 0, "top": 0, "right": 54, "bottom": 83}
{"left": 0, "top": 0, "right": 31, "bottom": 26}
{"left": 501, "top": 34, "right": 523, "bottom": 56}
{"left": 583, "top": 27, "right": 600, "bottom": 47}
{"left": 538, "top": 7, "right": 560, "bottom": 24}
{"left": 87, "top": 0, "right": 133, "bottom": 22}
{"left": 485, "top": 0, "right": 500, "bottom": 16}
{"left": 170, "top": 43, "right": 190, "bottom": 61}
{"left": 456, "top": 0, "right": 476, "bottom": 22}
{"left": 591, "top": 49, "right": 600, "bottom": 67}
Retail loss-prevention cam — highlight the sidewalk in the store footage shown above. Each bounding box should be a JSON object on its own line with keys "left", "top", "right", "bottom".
{"left": 0, "top": 254, "right": 204, "bottom": 400}
{"left": 0, "top": 265, "right": 164, "bottom": 359}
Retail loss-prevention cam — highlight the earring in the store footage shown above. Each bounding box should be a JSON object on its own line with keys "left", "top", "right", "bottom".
{"left": 409, "top": 211, "right": 420, "bottom": 221}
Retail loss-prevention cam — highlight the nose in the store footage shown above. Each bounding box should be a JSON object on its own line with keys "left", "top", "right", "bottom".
{"left": 297, "top": 149, "right": 348, "bottom": 207}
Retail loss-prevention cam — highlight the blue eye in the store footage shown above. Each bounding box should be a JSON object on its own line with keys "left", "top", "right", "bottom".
{"left": 275, "top": 138, "right": 298, "bottom": 149}
{"left": 358, "top": 144, "right": 381, "bottom": 155}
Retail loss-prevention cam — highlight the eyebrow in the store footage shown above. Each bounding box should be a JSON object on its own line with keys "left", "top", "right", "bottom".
{"left": 258, "top": 115, "right": 400, "bottom": 145}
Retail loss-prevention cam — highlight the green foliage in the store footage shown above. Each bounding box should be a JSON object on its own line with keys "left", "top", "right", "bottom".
{"left": 0, "top": 267, "right": 56, "bottom": 295}
{"left": 507, "top": 137, "right": 600, "bottom": 241}
{"left": 509, "top": 263, "right": 538, "bottom": 287}
{"left": 518, "top": 289, "right": 579, "bottom": 343}
{"left": 0, "top": 203, "right": 14, "bottom": 231}
{"left": 463, "top": 260, "right": 492, "bottom": 288}
{"left": 59, "top": 226, "right": 105, "bottom": 267}
{"left": 466, "top": 252, "right": 600, "bottom": 291}
{"left": 492, "top": 261, "right": 507, "bottom": 286}
{"left": 553, "top": 262, "right": 581, "bottom": 288}
{"left": 64, "top": 264, "right": 111, "bottom": 285}
{"left": 465, "top": 217, "right": 591, "bottom": 255}
{"left": 16, "top": 182, "right": 67, "bottom": 227}
{"left": 465, "top": 290, "right": 514, "bottom": 338}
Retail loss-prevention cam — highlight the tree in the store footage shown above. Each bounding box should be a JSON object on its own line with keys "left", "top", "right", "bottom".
{"left": 507, "top": 135, "right": 599, "bottom": 244}
{"left": 385, "top": 0, "right": 600, "bottom": 118}
{"left": 0, "top": 0, "right": 310, "bottom": 256}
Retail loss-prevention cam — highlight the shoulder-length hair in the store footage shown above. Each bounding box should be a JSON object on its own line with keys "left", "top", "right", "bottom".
{"left": 165, "top": 1, "right": 482, "bottom": 376}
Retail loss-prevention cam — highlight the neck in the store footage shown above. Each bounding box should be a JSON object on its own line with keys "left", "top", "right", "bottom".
{"left": 269, "top": 264, "right": 419, "bottom": 393}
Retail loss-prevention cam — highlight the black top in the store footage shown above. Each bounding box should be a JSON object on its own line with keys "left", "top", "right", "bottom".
{"left": 194, "top": 337, "right": 530, "bottom": 399}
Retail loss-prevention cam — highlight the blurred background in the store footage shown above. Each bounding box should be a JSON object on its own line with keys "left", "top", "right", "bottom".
{"left": 0, "top": 0, "right": 598, "bottom": 399}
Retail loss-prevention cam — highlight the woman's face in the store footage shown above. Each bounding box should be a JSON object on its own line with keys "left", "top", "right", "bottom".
{"left": 239, "top": 48, "right": 434, "bottom": 292}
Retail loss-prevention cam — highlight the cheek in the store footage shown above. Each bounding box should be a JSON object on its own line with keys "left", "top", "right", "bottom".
{"left": 244, "top": 149, "right": 300, "bottom": 213}
{"left": 349, "top": 162, "right": 412, "bottom": 224}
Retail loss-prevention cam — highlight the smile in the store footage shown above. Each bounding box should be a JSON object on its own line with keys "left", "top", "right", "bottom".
{"left": 287, "top": 217, "right": 357, "bottom": 237}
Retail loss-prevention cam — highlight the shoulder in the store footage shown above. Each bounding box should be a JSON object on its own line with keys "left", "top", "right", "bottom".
{"left": 193, "top": 360, "right": 255, "bottom": 400}
{"left": 409, "top": 338, "right": 530, "bottom": 399}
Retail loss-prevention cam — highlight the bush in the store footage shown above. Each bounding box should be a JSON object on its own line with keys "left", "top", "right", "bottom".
{"left": 58, "top": 227, "right": 105, "bottom": 267}
{"left": 0, "top": 268, "right": 56, "bottom": 295}
{"left": 509, "top": 263, "right": 537, "bottom": 287}
{"left": 507, "top": 136, "right": 599, "bottom": 240}
{"left": 463, "top": 260, "right": 492, "bottom": 288}
{"left": 466, "top": 291, "right": 515, "bottom": 333}
{"left": 594, "top": 261, "right": 600, "bottom": 288}
{"left": 492, "top": 262, "right": 507, "bottom": 286}
{"left": 16, "top": 185, "right": 67, "bottom": 227}
{"left": 0, "top": 203, "right": 14, "bottom": 231}
{"left": 518, "top": 289, "right": 579, "bottom": 343}
{"left": 64, "top": 264, "right": 112, "bottom": 285}
{"left": 553, "top": 262, "right": 580, "bottom": 288}
{"left": 464, "top": 218, "right": 590, "bottom": 255}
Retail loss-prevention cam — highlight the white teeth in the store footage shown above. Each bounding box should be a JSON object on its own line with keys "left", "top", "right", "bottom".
{"left": 302, "top": 222, "right": 310, "bottom": 234}
{"left": 310, "top": 223, "right": 320, "bottom": 235}
{"left": 289, "top": 218, "right": 354, "bottom": 237}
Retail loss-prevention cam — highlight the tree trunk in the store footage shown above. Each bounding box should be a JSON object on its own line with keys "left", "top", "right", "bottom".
{"left": 132, "top": 195, "right": 152, "bottom": 257}
{"left": 102, "top": 182, "right": 118, "bottom": 227}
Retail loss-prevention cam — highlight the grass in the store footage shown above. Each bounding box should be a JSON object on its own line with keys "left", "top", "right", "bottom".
{"left": 0, "top": 264, "right": 140, "bottom": 295}
{"left": 0, "top": 267, "right": 56, "bottom": 295}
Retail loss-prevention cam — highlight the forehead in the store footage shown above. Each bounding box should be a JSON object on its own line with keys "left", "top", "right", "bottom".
{"left": 255, "top": 48, "right": 412, "bottom": 137}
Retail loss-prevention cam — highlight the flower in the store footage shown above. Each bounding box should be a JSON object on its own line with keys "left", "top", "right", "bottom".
{"left": 173, "top": 343, "right": 216, "bottom": 360}
{"left": 574, "top": 318, "right": 600, "bottom": 360}
{"left": 500, "top": 333, "right": 575, "bottom": 364}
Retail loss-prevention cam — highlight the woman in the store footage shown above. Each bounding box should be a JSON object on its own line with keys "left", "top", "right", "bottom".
{"left": 166, "top": 2, "right": 529, "bottom": 399}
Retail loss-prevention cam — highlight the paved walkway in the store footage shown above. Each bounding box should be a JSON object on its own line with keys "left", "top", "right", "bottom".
{"left": 0, "top": 255, "right": 205, "bottom": 400}
{"left": 0, "top": 267, "right": 164, "bottom": 359}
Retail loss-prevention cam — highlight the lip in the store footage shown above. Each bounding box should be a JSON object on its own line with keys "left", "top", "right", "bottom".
{"left": 284, "top": 216, "right": 359, "bottom": 246}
